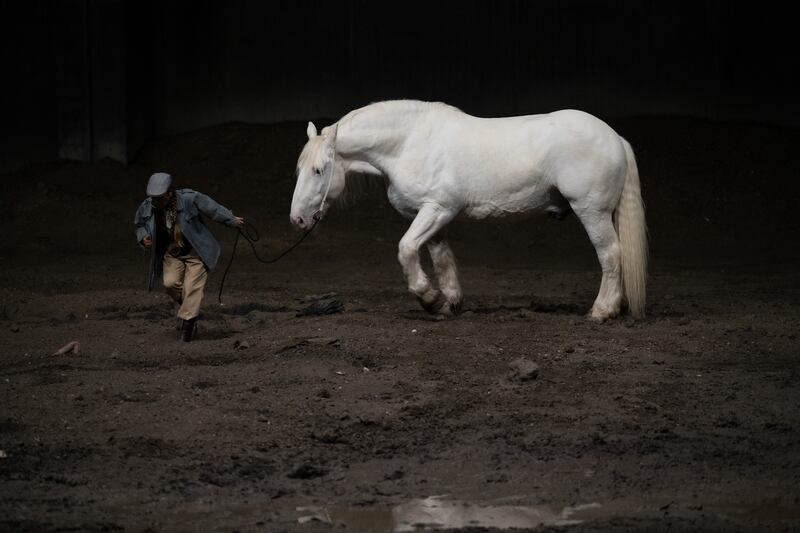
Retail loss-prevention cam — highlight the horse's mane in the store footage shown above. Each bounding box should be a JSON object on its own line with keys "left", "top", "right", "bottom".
{"left": 297, "top": 136, "right": 325, "bottom": 169}
{"left": 324, "top": 100, "right": 462, "bottom": 209}
{"left": 342, "top": 99, "right": 462, "bottom": 123}
{"left": 333, "top": 172, "right": 389, "bottom": 209}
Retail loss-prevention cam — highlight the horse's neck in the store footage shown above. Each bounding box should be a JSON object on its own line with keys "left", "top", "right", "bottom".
{"left": 336, "top": 104, "right": 421, "bottom": 169}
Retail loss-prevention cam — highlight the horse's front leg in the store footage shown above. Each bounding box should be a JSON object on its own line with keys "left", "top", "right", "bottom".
{"left": 427, "top": 234, "right": 463, "bottom": 315}
{"left": 397, "top": 204, "right": 456, "bottom": 315}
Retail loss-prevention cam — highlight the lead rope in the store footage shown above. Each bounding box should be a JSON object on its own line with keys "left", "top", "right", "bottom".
{"left": 218, "top": 131, "right": 337, "bottom": 304}
{"left": 217, "top": 218, "right": 318, "bottom": 304}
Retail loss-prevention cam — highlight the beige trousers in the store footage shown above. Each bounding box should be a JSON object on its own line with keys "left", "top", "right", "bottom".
{"left": 163, "top": 250, "right": 208, "bottom": 320}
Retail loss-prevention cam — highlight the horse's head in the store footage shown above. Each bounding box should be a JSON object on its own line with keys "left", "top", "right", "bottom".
{"left": 290, "top": 122, "right": 344, "bottom": 230}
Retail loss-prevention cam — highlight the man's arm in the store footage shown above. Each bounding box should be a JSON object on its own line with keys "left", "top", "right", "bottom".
{"left": 194, "top": 192, "right": 244, "bottom": 227}
{"left": 134, "top": 200, "right": 152, "bottom": 246}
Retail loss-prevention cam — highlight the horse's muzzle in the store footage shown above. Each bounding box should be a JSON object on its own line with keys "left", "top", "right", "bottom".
{"left": 291, "top": 215, "right": 307, "bottom": 230}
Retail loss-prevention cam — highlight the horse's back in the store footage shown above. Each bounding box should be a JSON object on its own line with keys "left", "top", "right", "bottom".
{"left": 429, "top": 107, "right": 624, "bottom": 166}
{"left": 368, "top": 101, "right": 628, "bottom": 217}
{"left": 423, "top": 107, "right": 627, "bottom": 210}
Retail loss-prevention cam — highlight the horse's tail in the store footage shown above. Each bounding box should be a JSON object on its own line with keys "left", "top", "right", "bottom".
{"left": 614, "top": 137, "right": 648, "bottom": 319}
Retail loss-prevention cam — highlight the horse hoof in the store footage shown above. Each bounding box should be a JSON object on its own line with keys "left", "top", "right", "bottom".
{"left": 587, "top": 313, "right": 606, "bottom": 323}
{"left": 588, "top": 307, "right": 619, "bottom": 323}
{"left": 442, "top": 300, "right": 463, "bottom": 316}
{"left": 418, "top": 291, "right": 445, "bottom": 315}
{"left": 438, "top": 302, "right": 457, "bottom": 317}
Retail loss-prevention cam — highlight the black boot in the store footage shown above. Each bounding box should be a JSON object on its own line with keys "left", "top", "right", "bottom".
{"left": 180, "top": 317, "right": 197, "bottom": 343}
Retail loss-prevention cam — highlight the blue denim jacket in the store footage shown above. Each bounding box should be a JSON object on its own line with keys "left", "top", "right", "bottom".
{"left": 134, "top": 189, "right": 237, "bottom": 289}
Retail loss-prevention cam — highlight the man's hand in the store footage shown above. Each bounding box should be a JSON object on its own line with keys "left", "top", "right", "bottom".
{"left": 142, "top": 235, "right": 152, "bottom": 247}
{"left": 233, "top": 216, "right": 245, "bottom": 227}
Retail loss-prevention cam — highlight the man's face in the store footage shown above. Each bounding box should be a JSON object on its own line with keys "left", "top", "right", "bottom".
{"left": 151, "top": 190, "right": 173, "bottom": 209}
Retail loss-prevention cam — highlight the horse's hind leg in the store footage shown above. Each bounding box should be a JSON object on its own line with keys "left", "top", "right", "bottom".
{"left": 574, "top": 208, "right": 623, "bottom": 321}
{"left": 427, "top": 234, "right": 463, "bottom": 315}
{"left": 397, "top": 204, "right": 457, "bottom": 316}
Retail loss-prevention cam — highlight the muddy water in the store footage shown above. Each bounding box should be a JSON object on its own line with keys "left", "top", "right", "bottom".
{"left": 298, "top": 497, "right": 603, "bottom": 531}
{"left": 296, "top": 497, "right": 800, "bottom": 532}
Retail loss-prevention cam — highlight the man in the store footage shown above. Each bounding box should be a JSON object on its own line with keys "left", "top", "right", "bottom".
{"left": 134, "top": 172, "right": 244, "bottom": 342}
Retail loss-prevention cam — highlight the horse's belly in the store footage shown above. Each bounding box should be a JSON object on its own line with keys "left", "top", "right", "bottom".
{"left": 386, "top": 186, "right": 426, "bottom": 219}
{"left": 463, "top": 184, "right": 562, "bottom": 220}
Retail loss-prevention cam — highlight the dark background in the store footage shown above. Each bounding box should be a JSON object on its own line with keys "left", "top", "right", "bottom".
{"left": 2, "top": 0, "right": 797, "bottom": 173}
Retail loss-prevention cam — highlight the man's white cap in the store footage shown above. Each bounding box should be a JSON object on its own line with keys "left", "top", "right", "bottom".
{"left": 146, "top": 172, "right": 172, "bottom": 197}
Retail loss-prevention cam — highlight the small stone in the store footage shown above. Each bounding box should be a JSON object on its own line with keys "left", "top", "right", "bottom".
{"left": 508, "top": 357, "right": 539, "bottom": 381}
{"left": 52, "top": 340, "right": 80, "bottom": 356}
{"left": 517, "top": 308, "right": 536, "bottom": 319}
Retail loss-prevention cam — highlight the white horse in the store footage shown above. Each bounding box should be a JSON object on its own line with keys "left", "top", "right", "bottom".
{"left": 290, "top": 100, "right": 647, "bottom": 321}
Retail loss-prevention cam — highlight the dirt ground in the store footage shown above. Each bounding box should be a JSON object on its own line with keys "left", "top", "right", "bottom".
{"left": 1, "top": 115, "right": 799, "bottom": 532}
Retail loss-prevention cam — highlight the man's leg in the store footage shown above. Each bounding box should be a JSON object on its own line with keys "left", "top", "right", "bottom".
{"left": 177, "top": 251, "right": 208, "bottom": 322}
{"left": 163, "top": 254, "right": 185, "bottom": 304}
{"left": 177, "top": 252, "right": 207, "bottom": 342}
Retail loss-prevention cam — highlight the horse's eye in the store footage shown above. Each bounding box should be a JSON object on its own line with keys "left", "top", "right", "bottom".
{"left": 313, "top": 167, "right": 321, "bottom": 175}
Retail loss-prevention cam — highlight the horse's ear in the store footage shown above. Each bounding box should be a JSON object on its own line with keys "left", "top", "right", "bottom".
{"left": 322, "top": 123, "right": 338, "bottom": 146}
{"left": 307, "top": 122, "right": 317, "bottom": 139}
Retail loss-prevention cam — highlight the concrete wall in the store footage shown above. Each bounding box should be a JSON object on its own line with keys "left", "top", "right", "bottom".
{"left": 1, "top": 0, "right": 797, "bottom": 172}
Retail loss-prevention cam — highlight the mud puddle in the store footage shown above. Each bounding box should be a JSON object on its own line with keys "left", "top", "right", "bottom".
{"left": 297, "top": 497, "right": 603, "bottom": 531}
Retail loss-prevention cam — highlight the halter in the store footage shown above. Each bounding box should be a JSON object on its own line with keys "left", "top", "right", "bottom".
{"left": 312, "top": 125, "right": 338, "bottom": 222}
